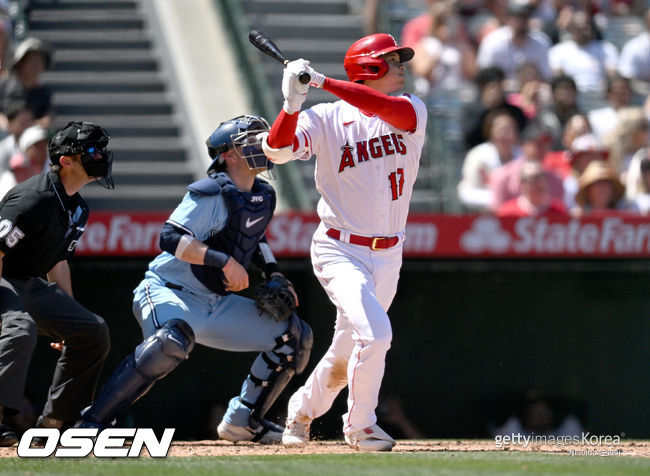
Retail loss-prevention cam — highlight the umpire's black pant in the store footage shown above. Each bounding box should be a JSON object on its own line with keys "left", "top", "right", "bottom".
{"left": 0, "top": 276, "right": 110, "bottom": 424}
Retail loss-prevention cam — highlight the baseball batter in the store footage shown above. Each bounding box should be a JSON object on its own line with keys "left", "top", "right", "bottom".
{"left": 262, "top": 33, "right": 427, "bottom": 451}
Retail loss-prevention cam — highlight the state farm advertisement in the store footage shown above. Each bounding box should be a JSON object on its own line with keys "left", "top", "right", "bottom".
{"left": 75, "top": 211, "right": 168, "bottom": 256}
{"left": 76, "top": 211, "right": 650, "bottom": 258}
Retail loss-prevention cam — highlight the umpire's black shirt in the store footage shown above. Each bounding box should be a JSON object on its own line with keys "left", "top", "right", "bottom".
{"left": 0, "top": 171, "right": 89, "bottom": 279}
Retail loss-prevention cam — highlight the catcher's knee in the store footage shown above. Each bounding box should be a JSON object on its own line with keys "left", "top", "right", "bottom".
{"left": 275, "top": 313, "right": 313, "bottom": 375}
{"left": 135, "top": 318, "right": 195, "bottom": 379}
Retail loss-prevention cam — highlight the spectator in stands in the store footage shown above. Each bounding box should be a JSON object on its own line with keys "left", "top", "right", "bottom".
{"left": 458, "top": 109, "right": 521, "bottom": 211}
{"left": 540, "top": 0, "right": 577, "bottom": 45}
{"left": 476, "top": 0, "right": 552, "bottom": 85}
{"left": 457, "top": 0, "right": 508, "bottom": 46}
{"left": 543, "top": 112, "right": 592, "bottom": 179}
{"left": 0, "top": 101, "right": 33, "bottom": 176}
{"left": 497, "top": 160, "right": 568, "bottom": 216}
{"left": 603, "top": 106, "right": 648, "bottom": 178}
{"left": 506, "top": 62, "right": 552, "bottom": 119}
{"left": 562, "top": 133, "right": 609, "bottom": 209}
{"left": 544, "top": 75, "right": 581, "bottom": 149}
{"left": 0, "top": 124, "right": 49, "bottom": 198}
{"left": 573, "top": 159, "right": 629, "bottom": 214}
{"left": 617, "top": 7, "right": 650, "bottom": 95}
{"left": 490, "top": 121, "right": 564, "bottom": 210}
{"left": 587, "top": 75, "right": 632, "bottom": 141}
{"left": 411, "top": 1, "right": 477, "bottom": 97}
{"left": 625, "top": 150, "right": 650, "bottom": 214}
{"left": 462, "top": 66, "right": 528, "bottom": 150}
{"left": 400, "top": 0, "right": 438, "bottom": 49}
{"left": 0, "top": 37, "right": 54, "bottom": 130}
{"left": 0, "top": 0, "right": 12, "bottom": 78}
{"left": 548, "top": 9, "right": 617, "bottom": 94}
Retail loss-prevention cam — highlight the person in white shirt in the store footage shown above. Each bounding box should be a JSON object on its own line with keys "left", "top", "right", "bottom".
{"left": 410, "top": 2, "right": 476, "bottom": 97}
{"left": 587, "top": 75, "right": 632, "bottom": 142}
{"left": 548, "top": 9, "right": 618, "bottom": 94}
{"left": 617, "top": 8, "right": 650, "bottom": 94}
{"left": 458, "top": 109, "right": 521, "bottom": 211}
{"left": 476, "top": 0, "right": 552, "bottom": 85}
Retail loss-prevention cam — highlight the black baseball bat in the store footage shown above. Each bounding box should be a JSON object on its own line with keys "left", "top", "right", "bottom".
{"left": 248, "top": 29, "right": 311, "bottom": 84}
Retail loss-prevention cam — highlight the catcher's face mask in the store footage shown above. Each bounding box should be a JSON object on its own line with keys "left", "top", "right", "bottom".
{"left": 230, "top": 117, "right": 275, "bottom": 179}
{"left": 205, "top": 115, "right": 274, "bottom": 179}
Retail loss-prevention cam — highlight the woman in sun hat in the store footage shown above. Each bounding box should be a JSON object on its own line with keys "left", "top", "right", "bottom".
{"left": 573, "top": 160, "right": 634, "bottom": 215}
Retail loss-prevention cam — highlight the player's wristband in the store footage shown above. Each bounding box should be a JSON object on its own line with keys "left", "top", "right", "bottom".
{"left": 204, "top": 248, "right": 229, "bottom": 268}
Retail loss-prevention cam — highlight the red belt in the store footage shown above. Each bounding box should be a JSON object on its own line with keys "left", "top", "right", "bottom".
{"left": 326, "top": 228, "right": 400, "bottom": 251}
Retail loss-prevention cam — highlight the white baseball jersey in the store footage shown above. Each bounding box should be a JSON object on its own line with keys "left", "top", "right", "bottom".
{"left": 292, "top": 94, "right": 428, "bottom": 236}
{"left": 283, "top": 92, "right": 428, "bottom": 438}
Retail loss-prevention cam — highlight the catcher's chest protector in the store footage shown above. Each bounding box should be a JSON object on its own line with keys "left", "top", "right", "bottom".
{"left": 190, "top": 173, "right": 275, "bottom": 295}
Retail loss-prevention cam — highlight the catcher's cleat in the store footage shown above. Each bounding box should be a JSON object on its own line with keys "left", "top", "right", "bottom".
{"left": 217, "top": 418, "right": 284, "bottom": 444}
{"left": 282, "top": 418, "right": 310, "bottom": 446}
{"left": 0, "top": 423, "right": 17, "bottom": 447}
{"left": 345, "top": 424, "right": 396, "bottom": 452}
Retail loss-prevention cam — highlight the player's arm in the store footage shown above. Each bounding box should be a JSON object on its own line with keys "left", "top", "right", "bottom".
{"left": 47, "top": 260, "right": 73, "bottom": 297}
{"left": 159, "top": 222, "right": 248, "bottom": 292}
{"left": 319, "top": 77, "right": 416, "bottom": 131}
{"left": 0, "top": 250, "right": 4, "bottom": 279}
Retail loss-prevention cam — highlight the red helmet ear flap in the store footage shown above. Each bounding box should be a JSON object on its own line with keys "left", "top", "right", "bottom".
{"left": 344, "top": 55, "right": 390, "bottom": 82}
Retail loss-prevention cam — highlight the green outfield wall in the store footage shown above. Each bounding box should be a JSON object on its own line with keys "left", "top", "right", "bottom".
{"left": 21, "top": 258, "right": 650, "bottom": 440}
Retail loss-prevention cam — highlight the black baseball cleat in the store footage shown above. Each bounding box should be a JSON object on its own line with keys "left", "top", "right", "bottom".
{"left": 28, "top": 415, "right": 64, "bottom": 447}
{"left": 0, "top": 423, "right": 18, "bottom": 447}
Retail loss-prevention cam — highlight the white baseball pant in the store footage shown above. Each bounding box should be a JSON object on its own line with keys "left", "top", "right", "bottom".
{"left": 287, "top": 223, "right": 403, "bottom": 434}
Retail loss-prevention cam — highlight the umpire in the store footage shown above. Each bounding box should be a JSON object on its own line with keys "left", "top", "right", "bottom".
{"left": 0, "top": 121, "right": 115, "bottom": 446}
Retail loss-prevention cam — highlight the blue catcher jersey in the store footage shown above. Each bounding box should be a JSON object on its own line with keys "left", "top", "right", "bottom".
{"left": 146, "top": 173, "right": 275, "bottom": 296}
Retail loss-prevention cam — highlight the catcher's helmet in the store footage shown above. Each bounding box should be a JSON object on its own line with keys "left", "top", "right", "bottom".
{"left": 205, "top": 114, "right": 272, "bottom": 174}
{"left": 48, "top": 121, "right": 114, "bottom": 189}
{"left": 343, "top": 33, "right": 414, "bottom": 83}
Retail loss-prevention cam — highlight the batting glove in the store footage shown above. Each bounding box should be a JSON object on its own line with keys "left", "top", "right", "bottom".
{"left": 304, "top": 64, "right": 325, "bottom": 89}
{"left": 282, "top": 59, "right": 310, "bottom": 114}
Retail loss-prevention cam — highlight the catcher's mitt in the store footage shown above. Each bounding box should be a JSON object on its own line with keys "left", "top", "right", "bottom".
{"left": 253, "top": 274, "right": 297, "bottom": 322}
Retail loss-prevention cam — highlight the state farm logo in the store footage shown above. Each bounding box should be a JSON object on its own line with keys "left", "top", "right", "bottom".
{"left": 460, "top": 215, "right": 650, "bottom": 255}
{"left": 460, "top": 216, "right": 511, "bottom": 253}
{"left": 76, "top": 214, "right": 165, "bottom": 255}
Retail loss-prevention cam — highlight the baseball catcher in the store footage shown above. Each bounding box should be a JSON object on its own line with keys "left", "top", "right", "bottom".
{"left": 75, "top": 115, "right": 312, "bottom": 444}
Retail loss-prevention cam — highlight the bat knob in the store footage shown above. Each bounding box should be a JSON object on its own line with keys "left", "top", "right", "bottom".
{"left": 298, "top": 72, "right": 311, "bottom": 85}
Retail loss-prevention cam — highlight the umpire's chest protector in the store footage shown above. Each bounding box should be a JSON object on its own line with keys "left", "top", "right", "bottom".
{"left": 188, "top": 173, "right": 275, "bottom": 295}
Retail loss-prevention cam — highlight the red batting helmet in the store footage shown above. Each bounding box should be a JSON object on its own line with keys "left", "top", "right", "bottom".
{"left": 343, "top": 33, "right": 414, "bottom": 83}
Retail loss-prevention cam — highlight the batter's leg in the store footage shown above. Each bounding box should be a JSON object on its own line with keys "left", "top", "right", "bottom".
{"left": 313, "top": 250, "right": 393, "bottom": 436}
{"left": 286, "top": 311, "right": 354, "bottom": 424}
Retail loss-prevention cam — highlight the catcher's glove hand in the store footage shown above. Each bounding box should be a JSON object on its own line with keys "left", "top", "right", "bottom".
{"left": 254, "top": 274, "right": 297, "bottom": 322}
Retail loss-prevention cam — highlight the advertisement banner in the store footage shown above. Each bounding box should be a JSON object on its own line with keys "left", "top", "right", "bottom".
{"left": 76, "top": 211, "right": 650, "bottom": 258}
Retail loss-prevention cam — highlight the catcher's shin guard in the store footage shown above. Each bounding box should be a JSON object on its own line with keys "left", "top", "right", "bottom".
{"left": 247, "top": 313, "right": 313, "bottom": 428}
{"left": 78, "top": 319, "right": 195, "bottom": 427}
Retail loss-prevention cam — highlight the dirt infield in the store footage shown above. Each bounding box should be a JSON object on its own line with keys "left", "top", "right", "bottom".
{"left": 1, "top": 439, "right": 648, "bottom": 457}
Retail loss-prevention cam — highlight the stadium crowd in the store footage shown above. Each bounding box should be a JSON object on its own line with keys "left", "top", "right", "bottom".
{"left": 392, "top": 0, "right": 650, "bottom": 216}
